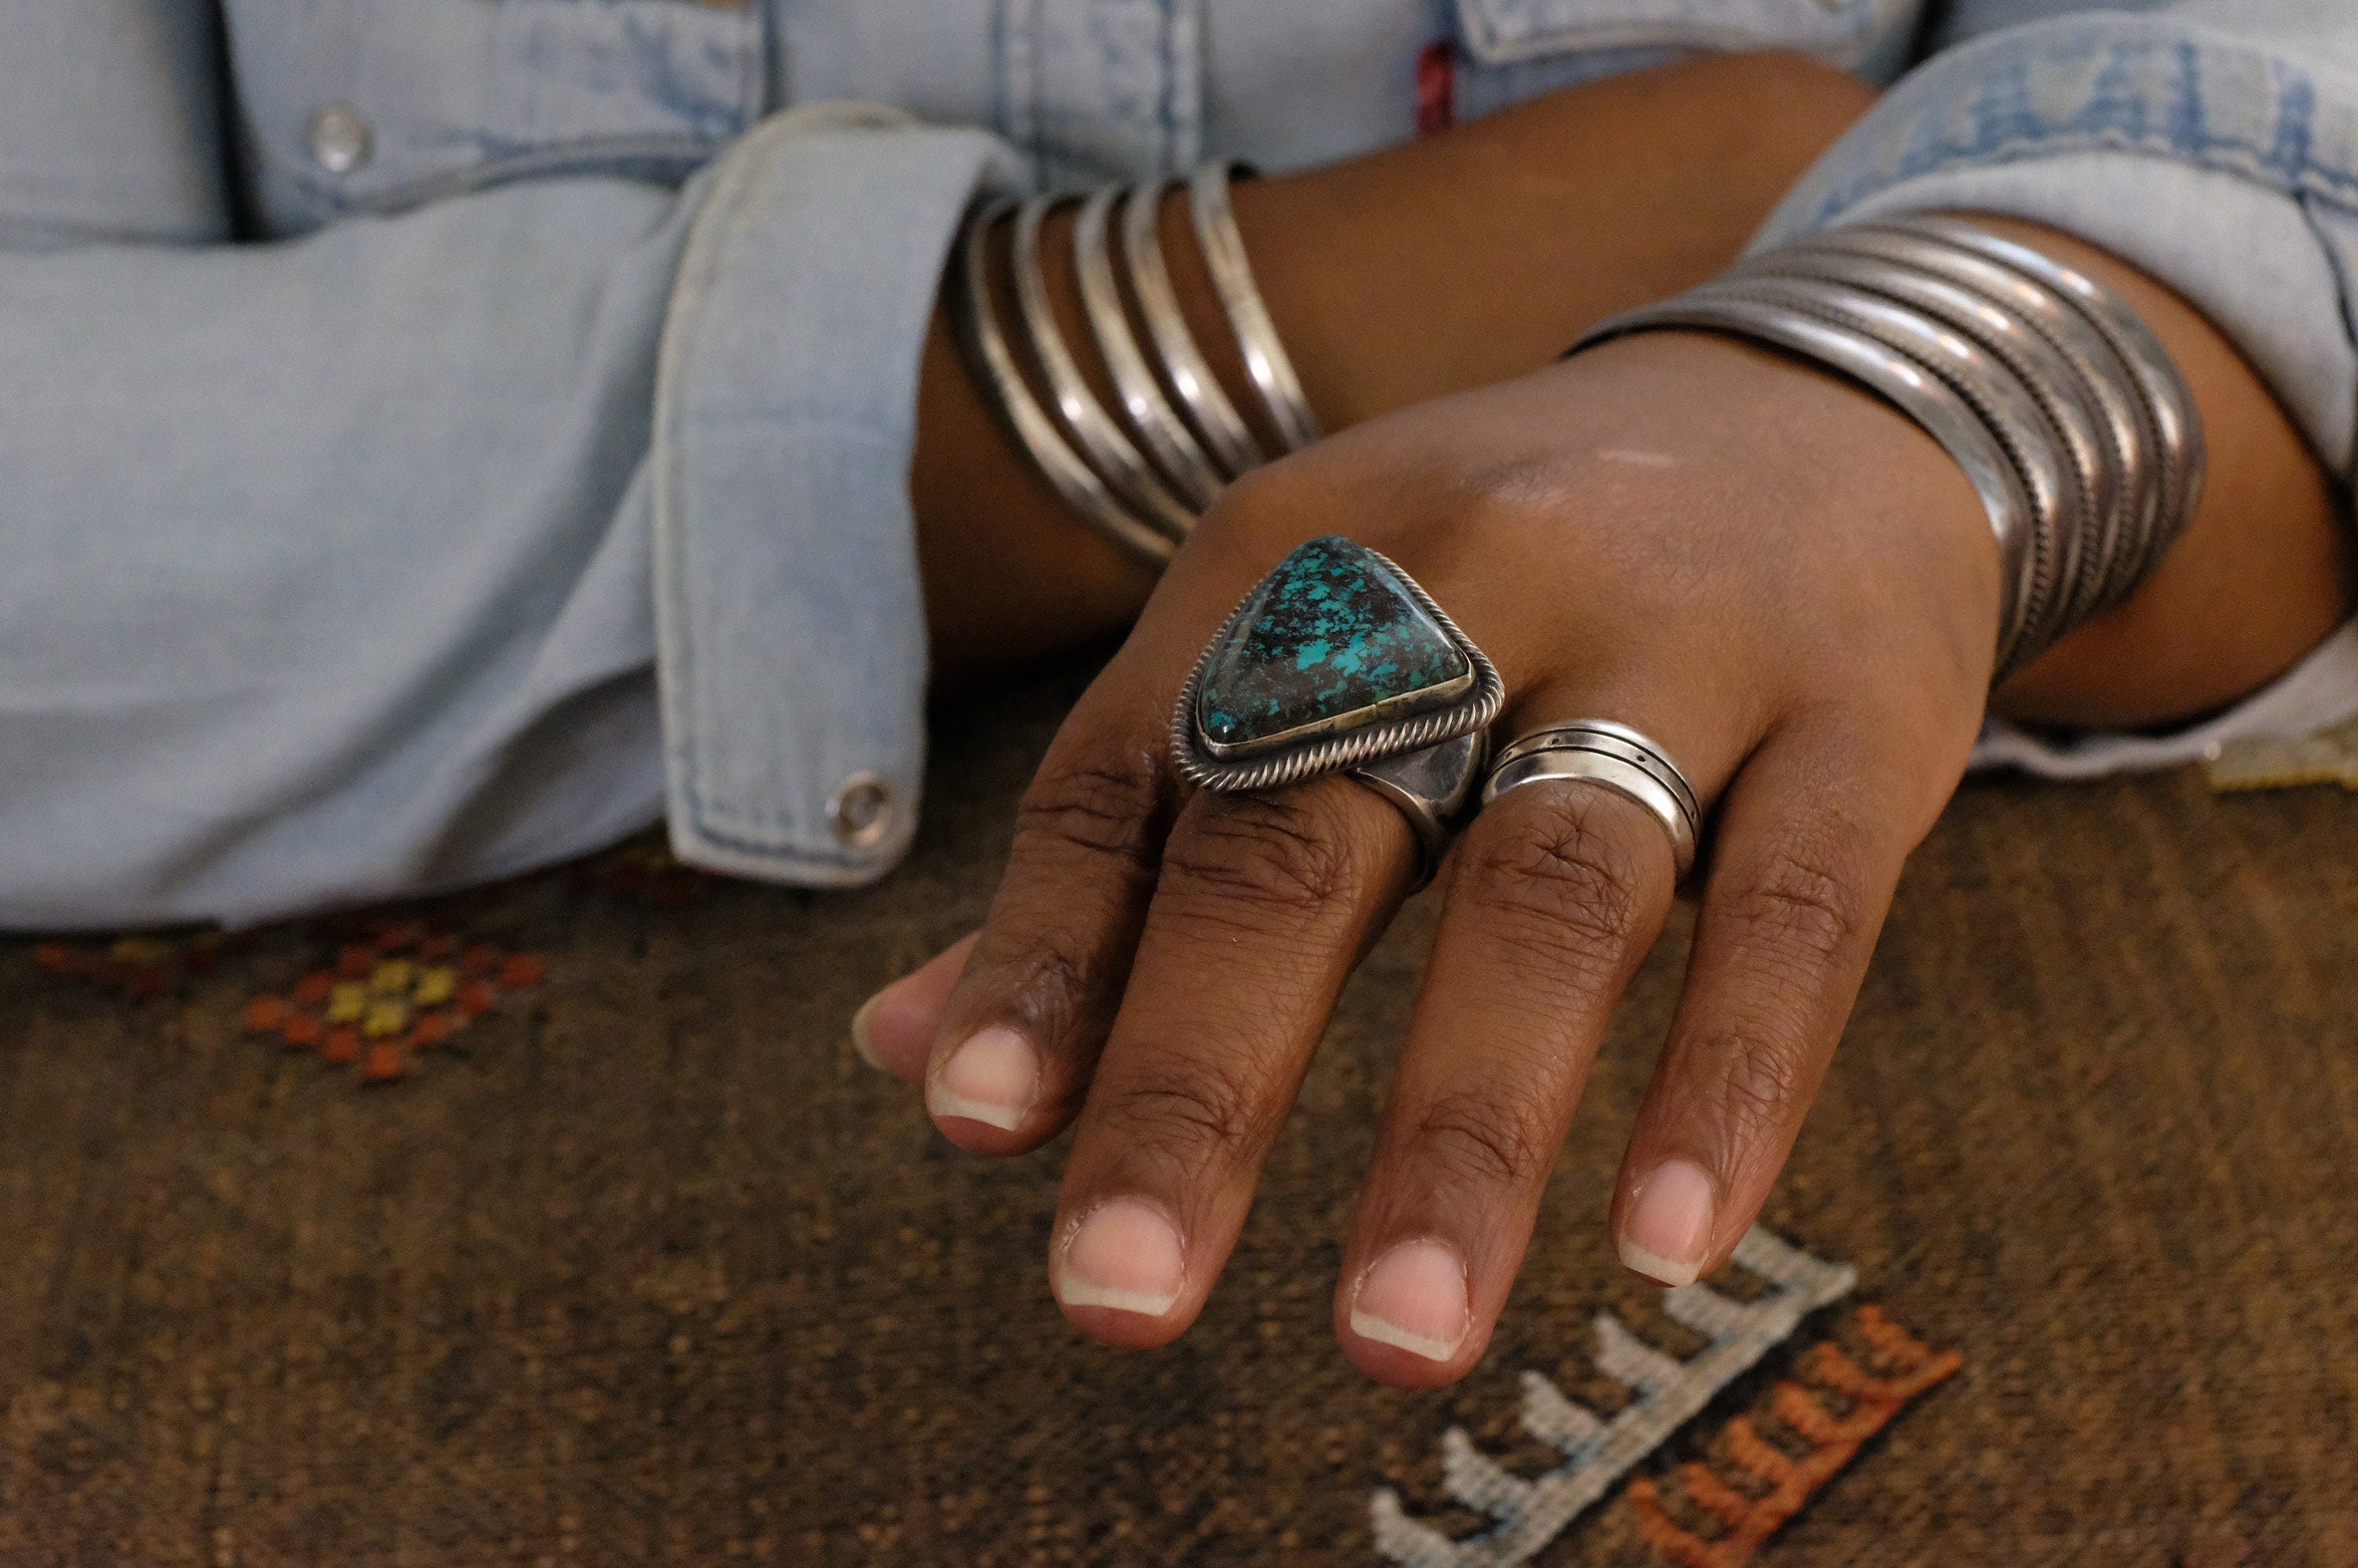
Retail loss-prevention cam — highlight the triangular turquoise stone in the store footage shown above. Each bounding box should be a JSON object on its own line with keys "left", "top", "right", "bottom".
{"left": 1196, "top": 535, "right": 1471, "bottom": 755}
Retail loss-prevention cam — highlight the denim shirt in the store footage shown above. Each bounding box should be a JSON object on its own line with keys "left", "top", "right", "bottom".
{"left": 1, "top": 0, "right": 2352, "bottom": 927}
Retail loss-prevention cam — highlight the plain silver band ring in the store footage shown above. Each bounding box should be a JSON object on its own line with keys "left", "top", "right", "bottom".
{"left": 1488, "top": 720, "right": 1699, "bottom": 828}
{"left": 1481, "top": 725, "right": 1701, "bottom": 880}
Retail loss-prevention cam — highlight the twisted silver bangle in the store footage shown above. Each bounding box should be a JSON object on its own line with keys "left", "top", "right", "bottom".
{"left": 1791, "top": 223, "right": 2164, "bottom": 622}
{"left": 1572, "top": 215, "right": 2205, "bottom": 681}
{"left": 1071, "top": 185, "right": 1227, "bottom": 511}
{"left": 1736, "top": 242, "right": 2120, "bottom": 643}
{"left": 1716, "top": 267, "right": 2085, "bottom": 662}
{"left": 1009, "top": 193, "right": 1197, "bottom": 544}
{"left": 1893, "top": 214, "right": 2205, "bottom": 595}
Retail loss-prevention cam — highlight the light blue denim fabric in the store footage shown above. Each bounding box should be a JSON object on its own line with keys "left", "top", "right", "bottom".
{"left": 0, "top": 0, "right": 2349, "bottom": 927}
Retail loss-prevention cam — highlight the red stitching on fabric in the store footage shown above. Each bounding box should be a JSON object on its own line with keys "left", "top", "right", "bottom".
{"left": 1416, "top": 39, "right": 1456, "bottom": 138}
{"left": 33, "top": 935, "right": 225, "bottom": 1001}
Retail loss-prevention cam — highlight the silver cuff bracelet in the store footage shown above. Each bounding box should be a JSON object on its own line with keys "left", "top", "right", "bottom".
{"left": 1571, "top": 213, "right": 2205, "bottom": 681}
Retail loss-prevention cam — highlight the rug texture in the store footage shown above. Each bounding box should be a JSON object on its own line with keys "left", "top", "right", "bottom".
{"left": 2, "top": 663, "right": 2354, "bottom": 1566}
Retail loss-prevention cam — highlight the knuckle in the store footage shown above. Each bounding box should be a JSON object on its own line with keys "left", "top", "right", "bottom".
{"left": 1096, "top": 1056, "right": 1270, "bottom": 1168}
{"left": 1408, "top": 1089, "right": 1559, "bottom": 1192}
{"left": 1458, "top": 792, "right": 1652, "bottom": 975}
{"left": 1724, "top": 839, "right": 1865, "bottom": 975}
{"left": 1159, "top": 791, "right": 1368, "bottom": 919}
{"left": 1194, "top": 461, "right": 1346, "bottom": 556}
{"left": 998, "top": 939, "right": 1098, "bottom": 1031}
{"left": 1012, "top": 747, "right": 1173, "bottom": 879}
{"left": 1684, "top": 1030, "right": 1809, "bottom": 1148}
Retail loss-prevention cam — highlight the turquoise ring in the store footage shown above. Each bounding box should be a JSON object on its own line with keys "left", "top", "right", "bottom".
{"left": 1171, "top": 535, "right": 1504, "bottom": 795}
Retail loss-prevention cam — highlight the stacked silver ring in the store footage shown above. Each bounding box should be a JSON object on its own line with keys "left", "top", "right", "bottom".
{"left": 1482, "top": 722, "right": 1702, "bottom": 879}
{"left": 1572, "top": 213, "right": 2206, "bottom": 682}
{"left": 948, "top": 162, "right": 1322, "bottom": 569}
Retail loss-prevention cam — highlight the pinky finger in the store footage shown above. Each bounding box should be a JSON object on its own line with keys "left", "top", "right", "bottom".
{"left": 1611, "top": 718, "right": 1937, "bottom": 1285}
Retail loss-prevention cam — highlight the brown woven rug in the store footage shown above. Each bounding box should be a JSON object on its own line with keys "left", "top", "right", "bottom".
{"left": 3, "top": 663, "right": 2355, "bottom": 1566}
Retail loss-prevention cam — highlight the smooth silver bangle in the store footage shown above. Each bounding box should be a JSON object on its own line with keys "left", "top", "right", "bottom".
{"left": 1662, "top": 276, "right": 2068, "bottom": 670}
{"left": 1189, "top": 162, "right": 1324, "bottom": 454}
{"left": 1576, "top": 286, "right": 2041, "bottom": 671}
{"left": 1734, "top": 245, "right": 2115, "bottom": 646}
{"left": 1071, "top": 185, "right": 1227, "bottom": 511}
{"left": 1009, "top": 193, "right": 1197, "bottom": 544}
{"left": 1729, "top": 272, "right": 2078, "bottom": 662}
{"left": 1123, "top": 178, "right": 1265, "bottom": 479}
{"left": 1891, "top": 214, "right": 2205, "bottom": 595}
{"left": 949, "top": 197, "right": 1177, "bottom": 570}
{"left": 1781, "top": 223, "right": 2161, "bottom": 624}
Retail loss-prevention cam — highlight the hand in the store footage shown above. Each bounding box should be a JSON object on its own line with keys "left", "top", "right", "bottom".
{"left": 910, "top": 50, "right": 1878, "bottom": 689}
{"left": 869, "top": 329, "right": 2002, "bottom": 1386}
{"left": 862, "top": 212, "right": 2348, "bottom": 1386}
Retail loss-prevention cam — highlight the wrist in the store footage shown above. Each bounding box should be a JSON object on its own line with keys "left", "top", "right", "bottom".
{"left": 1232, "top": 50, "right": 1878, "bottom": 428}
{"left": 913, "top": 303, "right": 1155, "bottom": 693}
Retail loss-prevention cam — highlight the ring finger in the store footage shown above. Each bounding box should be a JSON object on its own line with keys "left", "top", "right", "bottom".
{"left": 1045, "top": 772, "right": 1420, "bottom": 1346}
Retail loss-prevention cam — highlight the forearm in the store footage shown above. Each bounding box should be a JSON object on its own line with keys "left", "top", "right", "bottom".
{"left": 911, "top": 50, "right": 1880, "bottom": 690}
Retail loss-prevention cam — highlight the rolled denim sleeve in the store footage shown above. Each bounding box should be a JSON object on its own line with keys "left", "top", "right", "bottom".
{"left": 1752, "top": 2, "right": 2358, "bottom": 776}
{"left": 0, "top": 101, "right": 1013, "bottom": 929}
{"left": 652, "top": 110, "right": 1015, "bottom": 886}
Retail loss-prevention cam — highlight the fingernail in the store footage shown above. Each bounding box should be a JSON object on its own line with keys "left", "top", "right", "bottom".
{"left": 1056, "top": 1199, "right": 1186, "bottom": 1317}
{"left": 1619, "top": 1158, "right": 1717, "bottom": 1287}
{"left": 1349, "top": 1239, "right": 1471, "bottom": 1363}
{"left": 848, "top": 994, "right": 885, "bottom": 1070}
{"left": 926, "top": 1026, "right": 1041, "bottom": 1132}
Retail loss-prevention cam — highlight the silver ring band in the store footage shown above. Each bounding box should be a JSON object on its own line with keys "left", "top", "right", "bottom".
{"left": 949, "top": 198, "right": 1177, "bottom": 569}
{"left": 1189, "top": 163, "right": 1323, "bottom": 454}
{"left": 1347, "top": 729, "right": 1486, "bottom": 893}
{"left": 1123, "top": 178, "right": 1265, "bottom": 479}
{"left": 1011, "top": 193, "right": 1199, "bottom": 542}
{"left": 1482, "top": 722, "right": 1702, "bottom": 879}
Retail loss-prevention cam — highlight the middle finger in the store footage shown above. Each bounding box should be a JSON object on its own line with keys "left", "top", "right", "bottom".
{"left": 1047, "top": 773, "right": 1416, "bottom": 1347}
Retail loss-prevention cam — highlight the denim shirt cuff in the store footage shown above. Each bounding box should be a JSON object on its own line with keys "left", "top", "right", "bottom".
{"left": 1754, "top": 9, "right": 2358, "bottom": 477}
{"left": 651, "top": 104, "right": 1016, "bottom": 887}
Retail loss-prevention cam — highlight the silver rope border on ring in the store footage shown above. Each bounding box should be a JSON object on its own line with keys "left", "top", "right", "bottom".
{"left": 1170, "top": 544, "right": 1506, "bottom": 794}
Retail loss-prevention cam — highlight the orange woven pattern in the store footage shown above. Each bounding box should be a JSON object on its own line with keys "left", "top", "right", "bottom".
{"left": 241, "top": 924, "right": 544, "bottom": 1084}
{"left": 1628, "top": 1306, "right": 1960, "bottom": 1568}
{"left": 32, "top": 934, "right": 225, "bottom": 1000}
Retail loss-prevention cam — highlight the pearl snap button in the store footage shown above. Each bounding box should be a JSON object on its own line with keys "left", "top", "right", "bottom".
{"left": 307, "top": 105, "right": 373, "bottom": 175}
{"left": 828, "top": 773, "right": 894, "bottom": 849}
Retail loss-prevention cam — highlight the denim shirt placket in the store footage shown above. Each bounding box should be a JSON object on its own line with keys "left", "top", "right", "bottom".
{"left": 996, "top": 0, "right": 1204, "bottom": 189}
